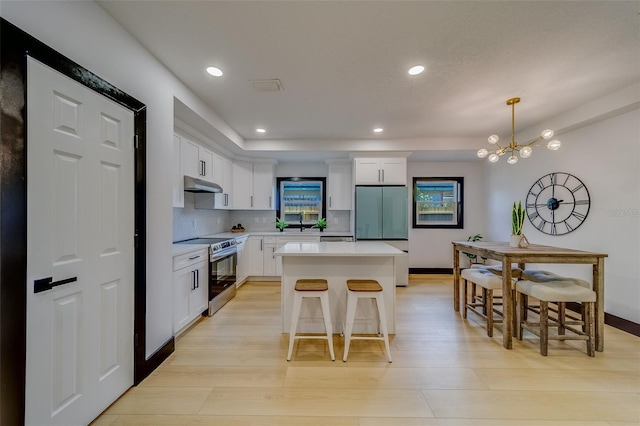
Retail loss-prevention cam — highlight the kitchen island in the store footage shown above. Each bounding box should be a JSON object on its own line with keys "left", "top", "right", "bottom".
{"left": 275, "top": 241, "right": 404, "bottom": 335}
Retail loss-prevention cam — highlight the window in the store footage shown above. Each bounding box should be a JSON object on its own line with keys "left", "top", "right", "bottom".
{"left": 276, "top": 177, "right": 326, "bottom": 229}
{"left": 412, "top": 177, "right": 463, "bottom": 228}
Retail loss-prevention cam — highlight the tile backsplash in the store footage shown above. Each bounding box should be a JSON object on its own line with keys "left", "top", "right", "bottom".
{"left": 173, "top": 193, "right": 230, "bottom": 241}
{"left": 174, "top": 193, "right": 352, "bottom": 241}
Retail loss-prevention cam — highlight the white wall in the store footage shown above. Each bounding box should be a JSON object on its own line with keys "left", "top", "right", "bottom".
{"left": 484, "top": 86, "right": 640, "bottom": 323}
{"left": 1, "top": 1, "right": 238, "bottom": 357}
{"left": 407, "top": 161, "right": 487, "bottom": 268}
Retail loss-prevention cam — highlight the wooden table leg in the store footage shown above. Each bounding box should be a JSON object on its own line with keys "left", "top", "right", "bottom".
{"left": 502, "top": 257, "right": 513, "bottom": 349}
{"left": 453, "top": 244, "right": 460, "bottom": 312}
{"left": 594, "top": 258, "right": 605, "bottom": 351}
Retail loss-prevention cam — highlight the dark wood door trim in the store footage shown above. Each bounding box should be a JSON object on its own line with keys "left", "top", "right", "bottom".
{"left": 0, "top": 17, "right": 170, "bottom": 425}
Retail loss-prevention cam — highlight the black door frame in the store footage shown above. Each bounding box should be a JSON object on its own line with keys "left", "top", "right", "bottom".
{"left": 1, "top": 18, "right": 173, "bottom": 425}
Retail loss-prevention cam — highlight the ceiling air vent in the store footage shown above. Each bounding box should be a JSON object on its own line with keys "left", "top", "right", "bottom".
{"left": 250, "top": 79, "right": 284, "bottom": 92}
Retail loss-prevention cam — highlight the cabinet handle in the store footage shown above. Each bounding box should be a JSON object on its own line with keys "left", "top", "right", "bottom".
{"left": 378, "top": 169, "right": 381, "bottom": 182}
{"left": 195, "top": 269, "right": 199, "bottom": 288}
{"left": 260, "top": 239, "right": 263, "bottom": 251}
{"left": 329, "top": 196, "right": 332, "bottom": 208}
{"left": 225, "top": 193, "right": 228, "bottom": 206}
{"left": 191, "top": 270, "right": 196, "bottom": 290}
{"left": 250, "top": 195, "right": 253, "bottom": 208}
{"left": 269, "top": 196, "right": 272, "bottom": 207}
{"left": 188, "top": 255, "right": 201, "bottom": 260}
{"left": 382, "top": 169, "right": 385, "bottom": 182}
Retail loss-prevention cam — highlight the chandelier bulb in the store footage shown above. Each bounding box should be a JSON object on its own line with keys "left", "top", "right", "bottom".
{"left": 488, "top": 153, "right": 500, "bottom": 163}
{"left": 477, "top": 148, "right": 488, "bottom": 158}
{"left": 547, "top": 139, "right": 561, "bottom": 150}
{"left": 541, "top": 129, "right": 554, "bottom": 139}
{"left": 520, "top": 146, "right": 532, "bottom": 158}
{"left": 488, "top": 134, "right": 500, "bottom": 144}
{"left": 507, "top": 155, "right": 518, "bottom": 164}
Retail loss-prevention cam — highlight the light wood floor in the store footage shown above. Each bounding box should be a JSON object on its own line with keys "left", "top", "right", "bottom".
{"left": 93, "top": 275, "right": 640, "bottom": 425}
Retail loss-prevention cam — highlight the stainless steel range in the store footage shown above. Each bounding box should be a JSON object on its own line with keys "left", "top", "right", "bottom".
{"left": 175, "top": 237, "right": 237, "bottom": 316}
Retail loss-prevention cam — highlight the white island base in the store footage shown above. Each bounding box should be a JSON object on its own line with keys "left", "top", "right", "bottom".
{"left": 275, "top": 241, "right": 404, "bottom": 335}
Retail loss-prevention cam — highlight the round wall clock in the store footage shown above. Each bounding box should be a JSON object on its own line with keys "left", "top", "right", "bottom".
{"left": 525, "top": 172, "right": 590, "bottom": 235}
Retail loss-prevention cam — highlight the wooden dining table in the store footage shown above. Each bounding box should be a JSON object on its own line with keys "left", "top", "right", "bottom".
{"left": 452, "top": 241, "right": 607, "bottom": 351}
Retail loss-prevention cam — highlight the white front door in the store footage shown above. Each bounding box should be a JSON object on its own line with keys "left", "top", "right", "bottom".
{"left": 25, "top": 57, "right": 135, "bottom": 426}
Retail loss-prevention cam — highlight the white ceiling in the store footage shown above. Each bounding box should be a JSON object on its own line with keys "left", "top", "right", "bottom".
{"left": 98, "top": 1, "right": 640, "bottom": 161}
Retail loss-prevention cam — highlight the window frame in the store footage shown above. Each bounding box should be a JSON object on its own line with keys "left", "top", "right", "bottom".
{"left": 412, "top": 177, "right": 464, "bottom": 229}
{"left": 276, "top": 177, "right": 327, "bottom": 230}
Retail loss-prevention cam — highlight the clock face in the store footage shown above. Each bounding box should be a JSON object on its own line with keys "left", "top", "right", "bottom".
{"left": 525, "top": 172, "right": 590, "bottom": 235}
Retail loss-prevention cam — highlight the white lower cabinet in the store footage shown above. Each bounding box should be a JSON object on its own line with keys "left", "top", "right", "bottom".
{"left": 263, "top": 237, "right": 277, "bottom": 276}
{"left": 172, "top": 248, "right": 208, "bottom": 335}
{"left": 246, "top": 236, "right": 265, "bottom": 276}
{"left": 245, "top": 234, "right": 320, "bottom": 278}
{"left": 235, "top": 236, "right": 248, "bottom": 285}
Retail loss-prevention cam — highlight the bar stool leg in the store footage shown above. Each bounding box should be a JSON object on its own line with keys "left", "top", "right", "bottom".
{"left": 486, "top": 289, "right": 494, "bottom": 337}
{"left": 586, "top": 302, "right": 595, "bottom": 357}
{"left": 374, "top": 293, "right": 392, "bottom": 363}
{"left": 287, "top": 293, "right": 303, "bottom": 361}
{"left": 462, "top": 278, "right": 468, "bottom": 319}
{"left": 343, "top": 290, "right": 358, "bottom": 362}
{"left": 320, "top": 292, "right": 335, "bottom": 361}
{"left": 540, "top": 301, "right": 549, "bottom": 356}
{"left": 558, "top": 302, "right": 566, "bottom": 336}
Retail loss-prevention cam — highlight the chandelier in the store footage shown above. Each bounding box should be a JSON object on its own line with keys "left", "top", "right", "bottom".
{"left": 477, "top": 97, "right": 561, "bottom": 164}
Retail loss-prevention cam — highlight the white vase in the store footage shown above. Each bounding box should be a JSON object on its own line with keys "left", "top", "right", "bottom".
{"left": 510, "top": 235, "right": 522, "bottom": 248}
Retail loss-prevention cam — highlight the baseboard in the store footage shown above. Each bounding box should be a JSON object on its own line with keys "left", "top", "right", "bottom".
{"left": 134, "top": 336, "right": 174, "bottom": 385}
{"left": 565, "top": 302, "right": 639, "bottom": 337}
{"left": 409, "top": 268, "right": 453, "bottom": 274}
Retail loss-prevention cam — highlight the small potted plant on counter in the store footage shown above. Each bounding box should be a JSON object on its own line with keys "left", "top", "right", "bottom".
{"left": 276, "top": 217, "right": 289, "bottom": 232}
{"left": 314, "top": 217, "right": 327, "bottom": 232}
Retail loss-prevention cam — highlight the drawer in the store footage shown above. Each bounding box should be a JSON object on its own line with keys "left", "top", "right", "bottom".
{"left": 173, "top": 248, "right": 208, "bottom": 271}
{"left": 277, "top": 235, "right": 320, "bottom": 243}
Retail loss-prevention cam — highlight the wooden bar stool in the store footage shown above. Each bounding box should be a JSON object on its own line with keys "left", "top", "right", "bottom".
{"left": 461, "top": 268, "right": 505, "bottom": 337}
{"left": 516, "top": 279, "right": 596, "bottom": 357}
{"left": 287, "top": 279, "right": 335, "bottom": 361}
{"left": 342, "top": 279, "right": 392, "bottom": 363}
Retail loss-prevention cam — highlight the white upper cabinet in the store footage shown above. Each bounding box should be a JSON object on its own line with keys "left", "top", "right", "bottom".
{"left": 232, "top": 161, "right": 274, "bottom": 210}
{"left": 180, "top": 135, "right": 215, "bottom": 183}
{"left": 354, "top": 157, "right": 406, "bottom": 185}
{"left": 252, "top": 163, "right": 275, "bottom": 210}
{"left": 327, "top": 162, "right": 352, "bottom": 210}
{"left": 214, "top": 154, "right": 233, "bottom": 209}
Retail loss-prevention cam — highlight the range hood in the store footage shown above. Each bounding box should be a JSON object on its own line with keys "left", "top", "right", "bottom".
{"left": 184, "top": 176, "right": 223, "bottom": 193}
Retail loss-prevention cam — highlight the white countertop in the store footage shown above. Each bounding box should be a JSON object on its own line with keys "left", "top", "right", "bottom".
{"left": 171, "top": 243, "right": 210, "bottom": 257}
{"left": 275, "top": 241, "right": 405, "bottom": 257}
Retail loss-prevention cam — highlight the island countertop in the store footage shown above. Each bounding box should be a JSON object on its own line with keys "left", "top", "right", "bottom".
{"left": 275, "top": 241, "right": 405, "bottom": 257}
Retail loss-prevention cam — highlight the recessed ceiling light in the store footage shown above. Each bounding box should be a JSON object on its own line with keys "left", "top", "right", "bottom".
{"left": 256, "top": 128, "right": 266, "bottom": 133}
{"left": 373, "top": 128, "right": 384, "bottom": 133}
{"left": 206, "top": 66, "right": 223, "bottom": 77}
{"left": 408, "top": 65, "right": 425, "bottom": 76}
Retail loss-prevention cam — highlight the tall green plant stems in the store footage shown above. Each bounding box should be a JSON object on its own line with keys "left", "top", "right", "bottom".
{"left": 512, "top": 201, "right": 525, "bottom": 235}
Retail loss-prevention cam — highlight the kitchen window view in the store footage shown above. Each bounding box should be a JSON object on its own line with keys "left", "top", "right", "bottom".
{"left": 277, "top": 177, "right": 326, "bottom": 228}
{"left": 412, "top": 177, "right": 463, "bottom": 228}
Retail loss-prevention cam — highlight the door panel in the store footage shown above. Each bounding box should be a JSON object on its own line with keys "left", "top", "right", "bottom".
{"left": 355, "top": 186, "right": 382, "bottom": 239}
{"left": 26, "top": 57, "right": 134, "bottom": 426}
{"left": 382, "top": 187, "right": 409, "bottom": 239}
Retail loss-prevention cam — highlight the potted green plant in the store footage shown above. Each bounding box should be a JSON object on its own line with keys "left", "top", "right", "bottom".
{"left": 276, "top": 217, "right": 289, "bottom": 232}
{"left": 511, "top": 201, "right": 528, "bottom": 247}
{"left": 314, "top": 217, "right": 327, "bottom": 232}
